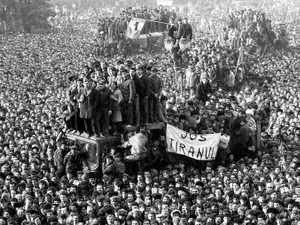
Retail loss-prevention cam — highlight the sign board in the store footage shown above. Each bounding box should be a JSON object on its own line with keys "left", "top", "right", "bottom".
{"left": 166, "top": 125, "right": 221, "bottom": 161}
{"left": 157, "top": 0, "right": 173, "bottom": 6}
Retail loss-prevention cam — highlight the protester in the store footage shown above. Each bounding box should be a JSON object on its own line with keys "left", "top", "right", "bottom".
{"left": 109, "top": 82, "right": 123, "bottom": 135}
{"left": 92, "top": 79, "right": 113, "bottom": 138}
{"left": 78, "top": 77, "right": 96, "bottom": 137}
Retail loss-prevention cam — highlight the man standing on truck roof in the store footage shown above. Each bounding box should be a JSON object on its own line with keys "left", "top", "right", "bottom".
{"left": 119, "top": 68, "right": 136, "bottom": 126}
{"left": 93, "top": 79, "right": 113, "bottom": 138}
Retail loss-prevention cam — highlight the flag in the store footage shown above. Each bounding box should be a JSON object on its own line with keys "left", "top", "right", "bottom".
{"left": 126, "top": 18, "right": 145, "bottom": 39}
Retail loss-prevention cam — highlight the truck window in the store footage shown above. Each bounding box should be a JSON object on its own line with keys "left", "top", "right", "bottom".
{"left": 76, "top": 139, "right": 99, "bottom": 171}
{"left": 66, "top": 133, "right": 121, "bottom": 174}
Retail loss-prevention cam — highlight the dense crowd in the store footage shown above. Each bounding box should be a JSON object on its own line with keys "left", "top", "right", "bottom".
{"left": 187, "top": 2, "right": 291, "bottom": 54}
{"left": 58, "top": 6, "right": 177, "bottom": 58}
{"left": 1, "top": 2, "right": 300, "bottom": 225}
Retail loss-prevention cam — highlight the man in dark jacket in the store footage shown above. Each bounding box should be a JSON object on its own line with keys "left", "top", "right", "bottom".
{"left": 196, "top": 75, "right": 212, "bottom": 104}
{"left": 231, "top": 117, "right": 251, "bottom": 161}
{"left": 137, "top": 64, "right": 151, "bottom": 125}
{"left": 167, "top": 18, "right": 177, "bottom": 42}
{"left": 93, "top": 79, "right": 113, "bottom": 137}
{"left": 149, "top": 67, "right": 163, "bottom": 123}
{"left": 129, "top": 67, "right": 145, "bottom": 126}
{"left": 144, "top": 140, "right": 164, "bottom": 170}
{"left": 54, "top": 141, "right": 67, "bottom": 178}
{"left": 183, "top": 17, "right": 193, "bottom": 40}
{"left": 77, "top": 77, "right": 97, "bottom": 137}
{"left": 178, "top": 17, "right": 193, "bottom": 41}
{"left": 119, "top": 69, "right": 136, "bottom": 126}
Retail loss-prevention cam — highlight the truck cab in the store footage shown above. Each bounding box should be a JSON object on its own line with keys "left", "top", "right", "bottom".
{"left": 66, "top": 133, "right": 121, "bottom": 177}
{"left": 65, "top": 123, "right": 164, "bottom": 177}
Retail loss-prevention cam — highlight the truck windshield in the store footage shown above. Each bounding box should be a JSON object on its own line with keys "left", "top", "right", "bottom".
{"left": 75, "top": 139, "right": 99, "bottom": 171}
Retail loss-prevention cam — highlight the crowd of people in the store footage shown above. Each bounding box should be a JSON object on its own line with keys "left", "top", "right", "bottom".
{"left": 186, "top": 1, "right": 292, "bottom": 55}
{"left": 226, "top": 9, "right": 290, "bottom": 54}
{"left": 89, "top": 6, "right": 176, "bottom": 58}
{"left": 1, "top": 1, "right": 300, "bottom": 225}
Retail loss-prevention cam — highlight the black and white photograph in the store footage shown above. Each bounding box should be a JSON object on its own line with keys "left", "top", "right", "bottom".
{"left": 0, "top": 0, "right": 299, "bottom": 224}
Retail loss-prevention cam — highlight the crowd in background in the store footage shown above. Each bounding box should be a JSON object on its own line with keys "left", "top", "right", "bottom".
{"left": 1, "top": 1, "right": 300, "bottom": 225}
{"left": 65, "top": 6, "right": 177, "bottom": 58}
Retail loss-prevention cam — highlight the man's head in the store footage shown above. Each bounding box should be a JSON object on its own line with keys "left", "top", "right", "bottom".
{"left": 129, "top": 68, "right": 137, "bottom": 79}
{"left": 121, "top": 69, "right": 129, "bottom": 80}
{"left": 114, "top": 152, "right": 122, "bottom": 162}
{"left": 106, "top": 214, "right": 115, "bottom": 225}
{"left": 202, "top": 77, "right": 208, "bottom": 84}
{"left": 97, "top": 79, "right": 106, "bottom": 90}
{"left": 83, "top": 77, "right": 91, "bottom": 89}
{"left": 106, "top": 154, "right": 114, "bottom": 164}
{"left": 151, "top": 67, "right": 158, "bottom": 75}
{"left": 136, "top": 65, "right": 144, "bottom": 77}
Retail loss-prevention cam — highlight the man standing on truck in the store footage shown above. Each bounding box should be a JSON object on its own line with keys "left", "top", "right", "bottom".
{"left": 119, "top": 69, "right": 136, "bottom": 126}
{"left": 149, "top": 67, "right": 163, "bottom": 123}
{"left": 93, "top": 79, "right": 113, "bottom": 138}
{"left": 137, "top": 64, "right": 151, "bottom": 125}
{"left": 77, "top": 77, "right": 97, "bottom": 137}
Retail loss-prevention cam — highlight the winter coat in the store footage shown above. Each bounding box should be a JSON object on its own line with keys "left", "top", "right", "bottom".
{"left": 77, "top": 88, "right": 97, "bottom": 119}
{"left": 196, "top": 81, "right": 212, "bottom": 102}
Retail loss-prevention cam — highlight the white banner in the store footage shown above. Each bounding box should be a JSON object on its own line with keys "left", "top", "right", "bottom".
{"left": 126, "top": 18, "right": 146, "bottom": 39}
{"left": 166, "top": 124, "right": 221, "bottom": 161}
{"left": 157, "top": 0, "right": 173, "bottom": 6}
